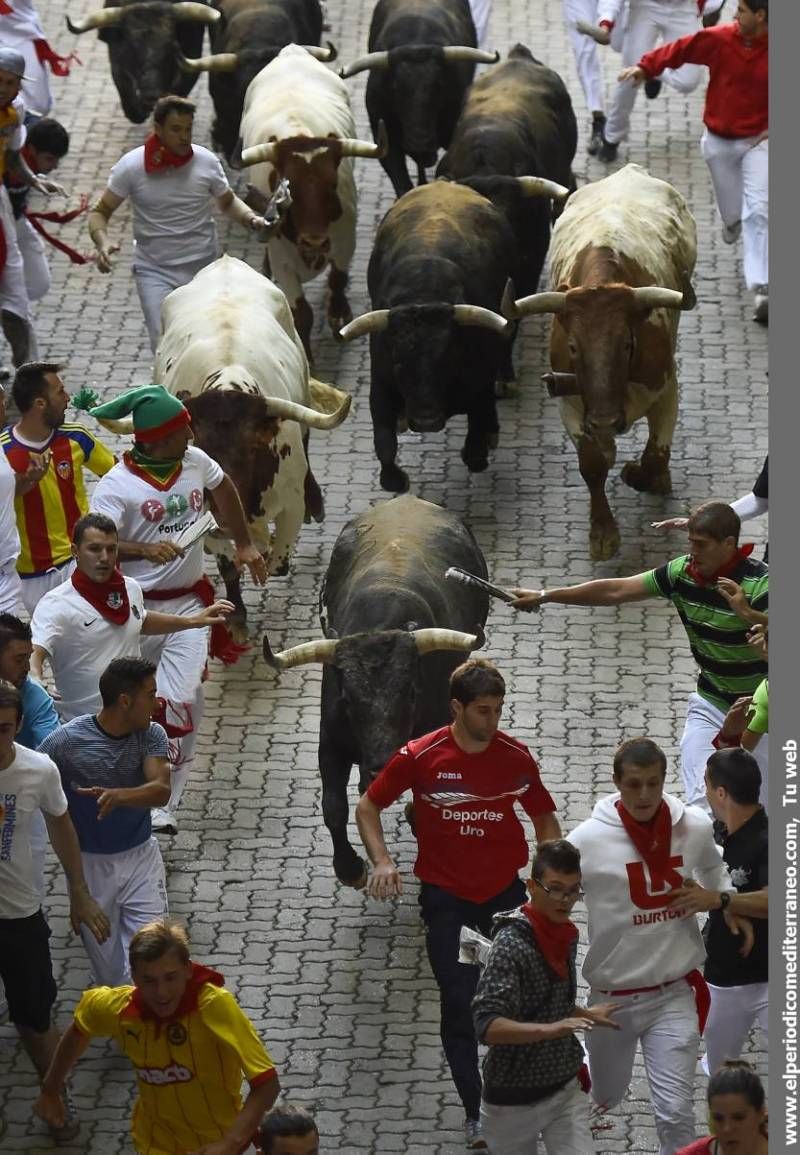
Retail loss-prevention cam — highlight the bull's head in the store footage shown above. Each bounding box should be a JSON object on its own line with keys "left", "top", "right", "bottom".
{"left": 505, "top": 283, "right": 684, "bottom": 452}
{"left": 66, "top": 1, "right": 220, "bottom": 123}
{"left": 240, "top": 127, "right": 386, "bottom": 256}
{"left": 340, "top": 302, "right": 507, "bottom": 432}
{"left": 340, "top": 45, "right": 498, "bottom": 167}
{"left": 263, "top": 628, "right": 478, "bottom": 777}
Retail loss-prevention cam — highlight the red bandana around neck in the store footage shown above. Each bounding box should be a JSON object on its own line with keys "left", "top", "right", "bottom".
{"left": 71, "top": 567, "right": 131, "bottom": 625}
{"left": 125, "top": 963, "right": 225, "bottom": 1034}
{"left": 521, "top": 903, "right": 578, "bottom": 979}
{"left": 616, "top": 799, "right": 673, "bottom": 886}
{"left": 143, "top": 134, "right": 194, "bottom": 174}
{"left": 686, "top": 543, "right": 754, "bottom": 587}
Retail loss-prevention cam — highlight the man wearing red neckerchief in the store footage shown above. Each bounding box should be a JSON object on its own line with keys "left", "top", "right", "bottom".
{"left": 472, "top": 839, "right": 619, "bottom": 1154}
{"left": 510, "top": 501, "right": 768, "bottom": 813}
{"left": 35, "top": 918, "right": 280, "bottom": 1154}
{"left": 568, "top": 738, "right": 740, "bottom": 1155}
{"left": 87, "top": 94, "right": 272, "bottom": 352}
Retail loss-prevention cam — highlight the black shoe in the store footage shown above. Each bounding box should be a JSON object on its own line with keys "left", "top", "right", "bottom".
{"left": 597, "top": 136, "right": 619, "bottom": 162}
{"left": 645, "top": 78, "right": 662, "bottom": 99}
{"left": 587, "top": 114, "right": 606, "bottom": 156}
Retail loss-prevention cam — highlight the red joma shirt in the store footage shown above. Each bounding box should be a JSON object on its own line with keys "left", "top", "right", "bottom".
{"left": 367, "top": 726, "right": 556, "bottom": 903}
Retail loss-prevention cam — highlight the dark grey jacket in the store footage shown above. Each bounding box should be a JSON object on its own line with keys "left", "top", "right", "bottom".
{"left": 472, "top": 908, "right": 583, "bottom": 1106}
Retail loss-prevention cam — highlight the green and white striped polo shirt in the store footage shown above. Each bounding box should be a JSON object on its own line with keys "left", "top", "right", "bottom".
{"left": 643, "top": 554, "right": 768, "bottom": 711}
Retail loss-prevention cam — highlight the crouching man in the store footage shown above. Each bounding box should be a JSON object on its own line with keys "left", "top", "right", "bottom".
{"left": 472, "top": 840, "right": 620, "bottom": 1154}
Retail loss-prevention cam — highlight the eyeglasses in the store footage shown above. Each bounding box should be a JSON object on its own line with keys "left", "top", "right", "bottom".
{"left": 533, "top": 878, "right": 584, "bottom": 902}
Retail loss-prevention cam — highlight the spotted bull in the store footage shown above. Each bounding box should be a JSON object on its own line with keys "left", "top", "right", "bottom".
{"left": 154, "top": 254, "right": 352, "bottom": 638}
{"left": 339, "top": 0, "right": 498, "bottom": 197}
{"left": 506, "top": 164, "right": 697, "bottom": 559}
{"left": 66, "top": 0, "right": 220, "bottom": 123}
{"left": 262, "top": 494, "right": 489, "bottom": 885}
{"left": 340, "top": 181, "right": 515, "bottom": 493}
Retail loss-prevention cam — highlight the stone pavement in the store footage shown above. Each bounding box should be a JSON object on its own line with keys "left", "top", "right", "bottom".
{"left": 0, "top": 0, "right": 768, "bottom": 1151}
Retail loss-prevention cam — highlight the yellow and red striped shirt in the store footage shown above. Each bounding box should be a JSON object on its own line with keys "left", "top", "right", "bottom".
{"left": 73, "top": 973, "right": 276, "bottom": 1155}
{"left": 1, "top": 424, "right": 115, "bottom": 576}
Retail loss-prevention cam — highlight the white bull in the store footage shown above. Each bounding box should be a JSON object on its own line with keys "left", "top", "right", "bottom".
{"left": 238, "top": 43, "right": 386, "bottom": 361}
{"left": 155, "top": 254, "right": 351, "bottom": 635}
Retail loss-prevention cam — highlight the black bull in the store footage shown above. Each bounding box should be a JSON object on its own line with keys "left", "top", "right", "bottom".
{"left": 262, "top": 495, "right": 489, "bottom": 886}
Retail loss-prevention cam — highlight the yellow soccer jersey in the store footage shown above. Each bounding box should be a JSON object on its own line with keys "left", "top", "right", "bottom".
{"left": 73, "top": 971, "right": 276, "bottom": 1154}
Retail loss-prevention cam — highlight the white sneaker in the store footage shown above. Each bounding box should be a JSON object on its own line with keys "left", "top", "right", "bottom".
{"left": 722, "top": 220, "right": 741, "bottom": 244}
{"left": 464, "top": 1118, "right": 488, "bottom": 1149}
{"left": 753, "top": 286, "right": 768, "bottom": 324}
{"left": 151, "top": 807, "right": 178, "bottom": 834}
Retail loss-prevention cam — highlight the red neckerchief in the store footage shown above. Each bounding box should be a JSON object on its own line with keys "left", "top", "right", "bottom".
{"left": 122, "top": 449, "right": 183, "bottom": 491}
{"left": 616, "top": 799, "right": 673, "bottom": 886}
{"left": 144, "top": 134, "right": 194, "bottom": 174}
{"left": 146, "top": 575, "right": 250, "bottom": 666}
{"left": 521, "top": 903, "right": 578, "bottom": 980}
{"left": 123, "top": 963, "right": 224, "bottom": 1036}
{"left": 71, "top": 566, "right": 130, "bottom": 625}
{"left": 686, "top": 543, "right": 754, "bottom": 587}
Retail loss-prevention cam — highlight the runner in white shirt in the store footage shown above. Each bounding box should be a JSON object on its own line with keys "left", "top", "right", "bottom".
{"left": 87, "top": 94, "right": 272, "bottom": 351}
{"left": 0, "top": 384, "right": 22, "bottom": 612}
{"left": 84, "top": 385, "right": 267, "bottom": 834}
{"left": 30, "top": 512, "right": 233, "bottom": 721}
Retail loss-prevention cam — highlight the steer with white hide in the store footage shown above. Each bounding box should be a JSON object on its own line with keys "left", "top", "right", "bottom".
{"left": 154, "top": 254, "right": 352, "bottom": 639}
{"left": 238, "top": 44, "right": 386, "bottom": 361}
{"left": 263, "top": 495, "right": 489, "bottom": 886}
{"left": 505, "top": 164, "right": 697, "bottom": 560}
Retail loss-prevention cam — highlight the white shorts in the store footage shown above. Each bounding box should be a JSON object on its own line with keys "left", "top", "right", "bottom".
{"left": 0, "top": 562, "right": 22, "bottom": 614}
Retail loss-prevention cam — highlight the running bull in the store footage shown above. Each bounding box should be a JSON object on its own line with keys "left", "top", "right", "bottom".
{"left": 339, "top": 180, "right": 514, "bottom": 493}
{"left": 505, "top": 163, "right": 697, "bottom": 560}
{"left": 263, "top": 494, "right": 489, "bottom": 886}
{"left": 339, "top": 0, "right": 498, "bottom": 197}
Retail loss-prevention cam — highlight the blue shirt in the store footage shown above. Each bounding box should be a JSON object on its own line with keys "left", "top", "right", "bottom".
{"left": 38, "top": 716, "right": 169, "bottom": 854}
{"left": 19, "top": 675, "right": 60, "bottom": 749}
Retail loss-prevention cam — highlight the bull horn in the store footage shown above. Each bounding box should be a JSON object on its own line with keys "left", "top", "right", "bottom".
{"left": 177, "top": 50, "right": 238, "bottom": 73}
{"left": 441, "top": 47, "right": 500, "bottom": 64}
{"left": 339, "top": 50, "right": 389, "bottom": 78}
{"left": 240, "top": 141, "right": 279, "bottom": 167}
{"left": 171, "top": 2, "right": 221, "bottom": 22}
{"left": 512, "top": 290, "right": 567, "bottom": 317}
{"left": 501, "top": 278, "right": 517, "bottom": 320}
{"left": 339, "top": 310, "right": 390, "bottom": 341}
{"left": 452, "top": 305, "right": 508, "bottom": 334}
{"left": 308, "top": 378, "right": 352, "bottom": 421}
{"left": 264, "top": 392, "right": 351, "bottom": 430}
{"left": 516, "top": 176, "right": 570, "bottom": 201}
{"left": 338, "top": 119, "right": 388, "bottom": 159}
{"left": 412, "top": 628, "right": 479, "bottom": 655}
{"left": 263, "top": 635, "right": 338, "bottom": 669}
{"left": 301, "top": 41, "right": 337, "bottom": 61}
{"left": 66, "top": 7, "right": 125, "bottom": 32}
{"left": 631, "top": 286, "right": 685, "bottom": 310}
{"left": 542, "top": 371, "right": 580, "bottom": 398}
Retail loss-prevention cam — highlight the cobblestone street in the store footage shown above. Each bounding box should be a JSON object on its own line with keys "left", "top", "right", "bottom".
{"left": 0, "top": 0, "right": 768, "bottom": 1150}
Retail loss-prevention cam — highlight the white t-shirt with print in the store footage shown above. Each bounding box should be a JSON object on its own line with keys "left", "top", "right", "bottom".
{"left": 0, "top": 442, "right": 20, "bottom": 569}
{"left": 0, "top": 743, "right": 67, "bottom": 919}
{"left": 108, "top": 144, "right": 229, "bottom": 267}
{"left": 31, "top": 576, "right": 146, "bottom": 721}
{"left": 90, "top": 446, "right": 224, "bottom": 593}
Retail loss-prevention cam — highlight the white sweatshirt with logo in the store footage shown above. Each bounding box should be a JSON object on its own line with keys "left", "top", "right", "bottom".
{"left": 568, "top": 792, "right": 731, "bottom": 991}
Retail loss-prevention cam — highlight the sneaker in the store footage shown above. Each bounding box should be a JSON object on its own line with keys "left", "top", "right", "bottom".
{"left": 722, "top": 220, "right": 741, "bottom": 244}
{"left": 587, "top": 113, "right": 606, "bottom": 156}
{"left": 753, "top": 286, "right": 768, "bottom": 325}
{"left": 597, "top": 136, "right": 619, "bottom": 162}
{"left": 644, "top": 77, "right": 662, "bottom": 99}
{"left": 151, "top": 806, "right": 178, "bottom": 834}
{"left": 49, "top": 1087, "right": 80, "bottom": 1146}
{"left": 464, "top": 1118, "right": 488, "bottom": 1149}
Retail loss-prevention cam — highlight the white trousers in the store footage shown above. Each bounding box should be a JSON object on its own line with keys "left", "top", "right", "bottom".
{"left": 481, "top": 1079, "right": 596, "bottom": 1154}
{"left": 16, "top": 215, "right": 51, "bottom": 303}
{"left": 0, "top": 185, "right": 31, "bottom": 325}
{"left": 588, "top": 983, "right": 699, "bottom": 1155}
{"left": 19, "top": 559, "right": 74, "bottom": 616}
{"left": 701, "top": 131, "right": 769, "bottom": 290}
{"left": 605, "top": 0, "right": 703, "bottom": 143}
{"left": 0, "top": 562, "right": 23, "bottom": 614}
{"left": 132, "top": 252, "right": 215, "bottom": 352}
{"left": 703, "top": 981, "right": 768, "bottom": 1075}
{"left": 564, "top": 0, "right": 605, "bottom": 114}
{"left": 79, "top": 837, "right": 168, "bottom": 987}
{"left": 680, "top": 692, "right": 769, "bottom": 812}
{"left": 467, "top": 0, "right": 491, "bottom": 48}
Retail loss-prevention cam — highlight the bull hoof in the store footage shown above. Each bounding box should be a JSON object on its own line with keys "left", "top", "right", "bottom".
{"left": 487, "top": 432, "right": 499, "bottom": 450}
{"left": 271, "top": 559, "right": 290, "bottom": 577}
{"left": 495, "top": 378, "right": 519, "bottom": 399}
{"left": 380, "top": 464, "right": 410, "bottom": 493}
{"left": 590, "top": 521, "right": 621, "bottom": 561}
{"left": 462, "top": 451, "right": 489, "bottom": 473}
{"left": 336, "top": 859, "right": 369, "bottom": 889}
{"left": 621, "top": 461, "right": 673, "bottom": 495}
{"left": 328, "top": 306, "right": 352, "bottom": 340}
{"left": 228, "top": 616, "right": 249, "bottom": 646}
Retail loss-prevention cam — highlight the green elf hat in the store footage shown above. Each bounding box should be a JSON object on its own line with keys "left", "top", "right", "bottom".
{"left": 73, "top": 384, "right": 191, "bottom": 442}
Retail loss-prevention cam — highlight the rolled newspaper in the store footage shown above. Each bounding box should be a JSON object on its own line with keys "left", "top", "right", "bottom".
{"left": 459, "top": 925, "right": 493, "bottom": 967}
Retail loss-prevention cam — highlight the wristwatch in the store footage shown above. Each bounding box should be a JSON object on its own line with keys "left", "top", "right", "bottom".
{"left": 719, "top": 891, "right": 733, "bottom": 911}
